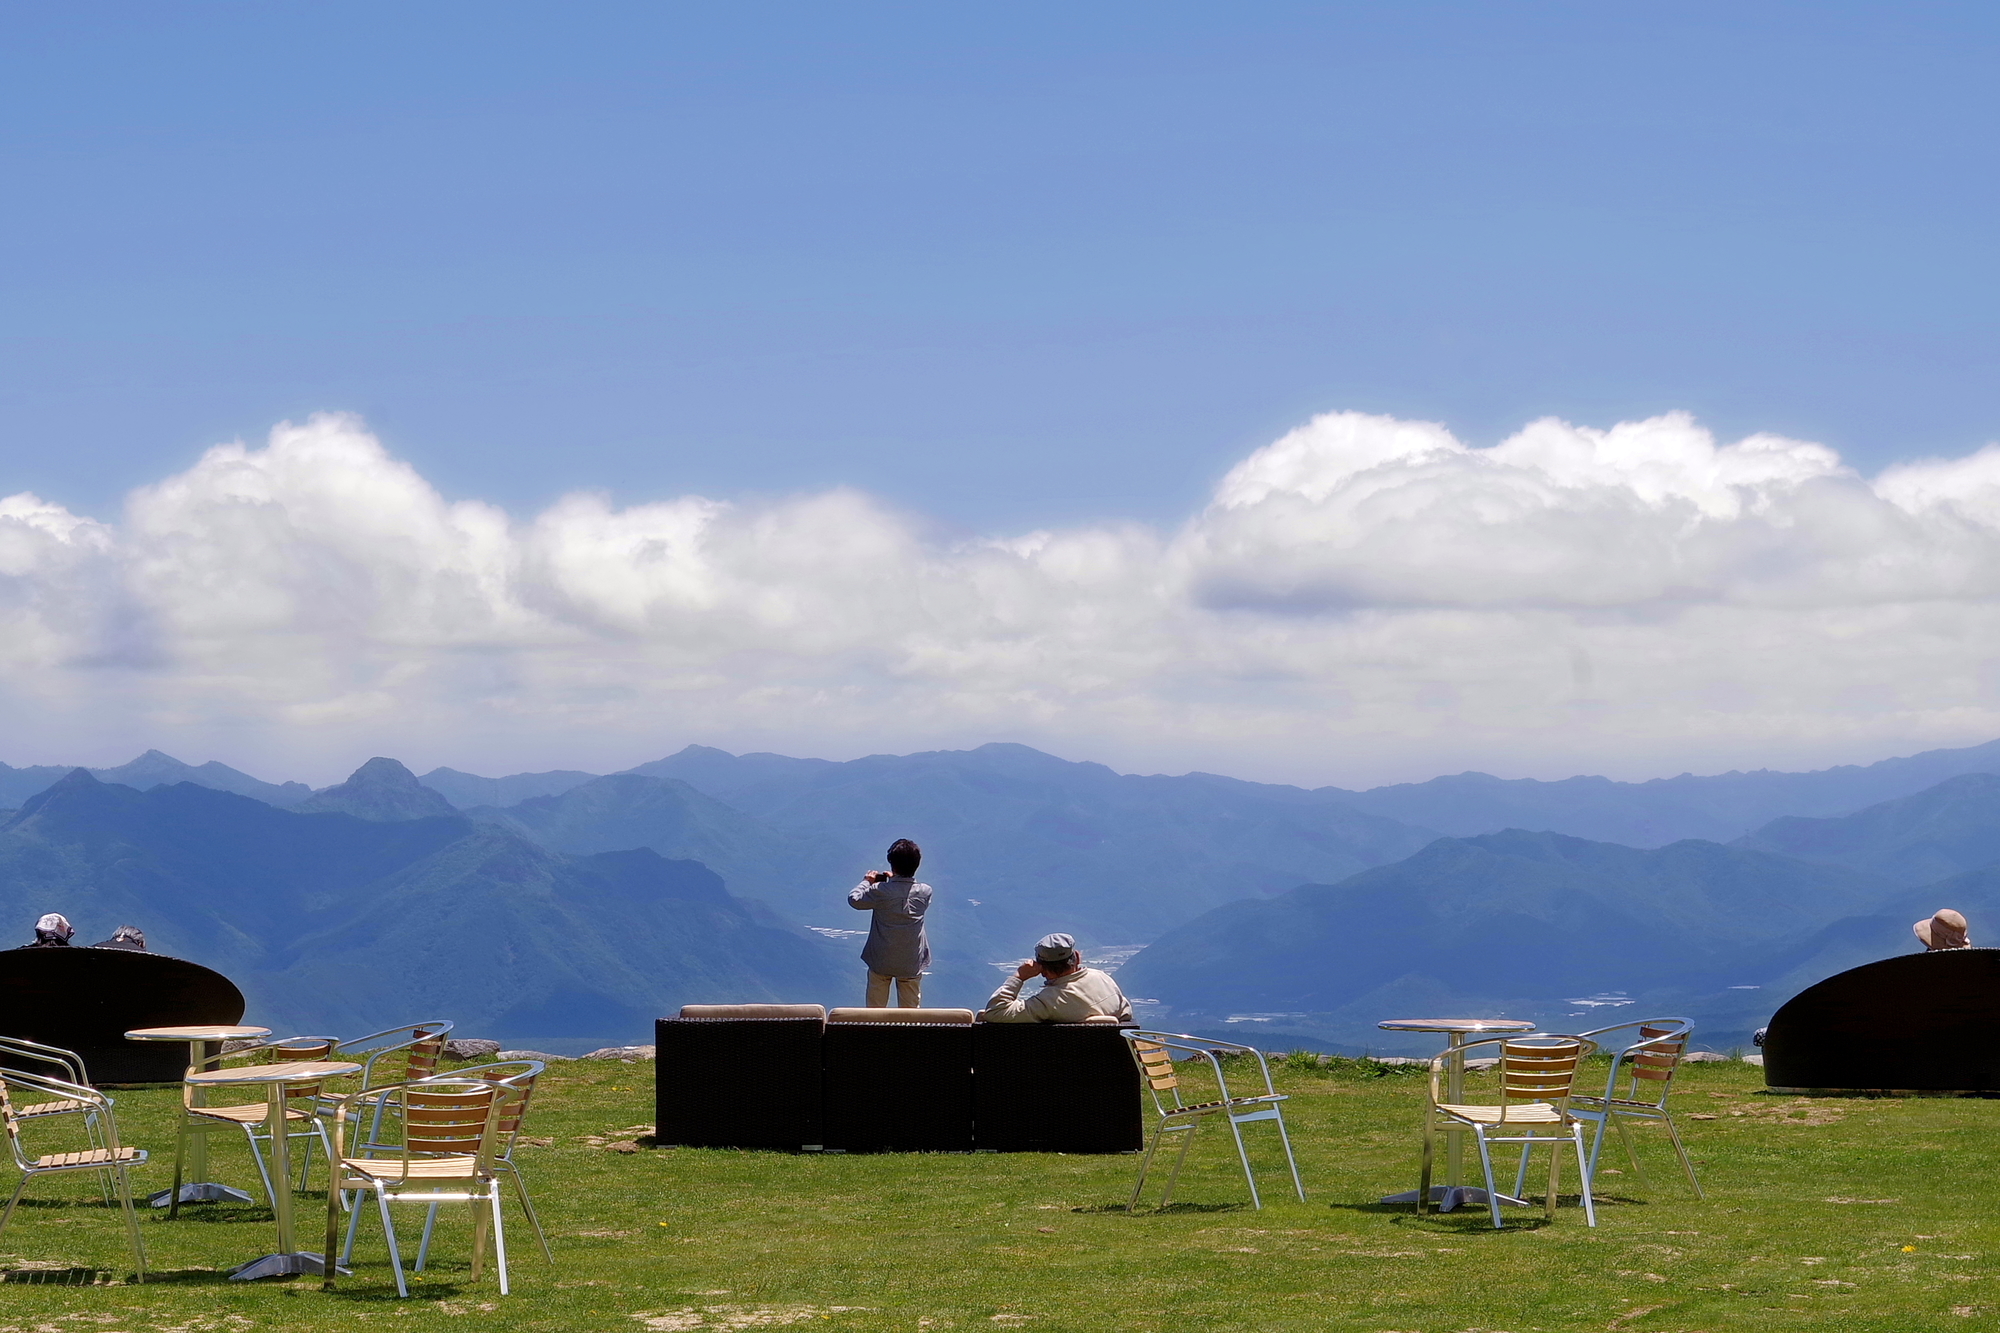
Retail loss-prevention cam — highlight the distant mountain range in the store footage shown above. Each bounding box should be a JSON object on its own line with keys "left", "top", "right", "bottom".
{"left": 0, "top": 764, "right": 846, "bottom": 1041}
{"left": 6, "top": 737, "right": 2000, "bottom": 1047}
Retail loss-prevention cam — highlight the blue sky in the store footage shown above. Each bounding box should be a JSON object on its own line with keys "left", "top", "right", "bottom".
{"left": 5, "top": 2, "right": 2000, "bottom": 786}
{"left": 6, "top": 2, "right": 1997, "bottom": 532}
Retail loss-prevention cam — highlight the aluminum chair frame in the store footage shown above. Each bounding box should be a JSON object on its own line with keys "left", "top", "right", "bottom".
{"left": 1560, "top": 1017, "right": 1703, "bottom": 1200}
{"left": 410, "top": 1061, "right": 550, "bottom": 1269}
{"left": 324, "top": 1021, "right": 454, "bottom": 1158}
{"left": 170, "top": 1035, "right": 341, "bottom": 1214}
{"left": 322, "top": 1076, "right": 517, "bottom": 1298}
{"left": 1123, "top": 1031, "right": 1304, "bottom": 1211}
{"left": 0, "top": 1068, "right": 147, "bottom": 1281}
{"left": 1417, "top": 1034, "right": 1599, "bottom": 1230}
{"left": 0, "top": 1037, "right": 109, "bottom": 1195}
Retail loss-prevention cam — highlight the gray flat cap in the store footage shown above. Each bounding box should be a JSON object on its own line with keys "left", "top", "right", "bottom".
{"left": 1034, "top": 932, "right": 1078, "bottom": 962}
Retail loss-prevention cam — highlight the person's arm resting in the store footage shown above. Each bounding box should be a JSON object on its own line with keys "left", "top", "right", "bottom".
{"left": 982, "top": 975, "right": 1056, "bottom": 1023}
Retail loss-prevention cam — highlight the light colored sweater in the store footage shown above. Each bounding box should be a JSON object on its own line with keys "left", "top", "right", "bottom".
{"left": 981, "top": 966, "right": 1133, "bottom": 1024}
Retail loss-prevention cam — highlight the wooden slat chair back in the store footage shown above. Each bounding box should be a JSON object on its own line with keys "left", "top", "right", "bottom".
{"left": 1565, "top": 1017, "right": 1704, "bottom": 1200}
{"left": 404, "top": 1032, "right": 446, "bottom": 1083}
{"left": 1496, "top": 1038, "right": 1584, "bottom": 1115}
{"left": 402, "top": 1084, "right": 500, "bottom": 1159}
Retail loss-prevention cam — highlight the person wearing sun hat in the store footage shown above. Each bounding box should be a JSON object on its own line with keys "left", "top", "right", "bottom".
{"left": 980, "top": 932, "right": 1133, "bottom": 1024}
{"left": 1914, "top": 909, "right": 1971, "bottom": 951}
{"left": 24, "top": 913, "right": 74, "bottom": 947}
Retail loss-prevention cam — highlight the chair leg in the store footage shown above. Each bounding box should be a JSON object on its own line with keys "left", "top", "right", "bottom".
{"left": 378, "top": 1190, "right": 408, "bottom": 1298}
{"left": 1661, "top": 1113, "right": 1705, "bottom": 1200}
{"left": 1473, "top": 1130, "right": 1502, "bottom": 1229}
{"left": 1512, "top": 1141, "right": 1532, "bottom": 1200}
{"left": 1225, "top": 1115, "right": 1262, "bottom": 1210}
{"left": 1160, "top": 1121, "right": 1198, "bottom": 1211}
{"left": 417, "top": 1201, "right": 440, "bottom": 1271}
{"left": 1417, "top": 1110, "right": 1436, "bottom": 1216}
{"left": 1573, "top": 1125, "right": 1598, "bottom": 1227}
{"left": 168, "top": 1118, "right": 189, "bottom": 1221}
{"left": 1271, "top": 1110, "right": 1306, "bottom": 1202}
{"left": 241, "top": 1123, "right": 278, "bottom": 1206}
{"left": 342, "top": 1182, "right": 367, "bottom": 1265}
{"left": 113, "top": 1165, "right": 146, "bottom": 1283}
{"left": 489, "top": 1186, "right": 510, "bottom": 1296}
{"left": 1545, "top": 1130, "right": 1562, "bottom": 1223}
{"left": 0, "top": 1173, "right": 28, "bottom": 1238}
{"left": 322, "top": 1177, "right": 344, "bottom": 1292}
{"left": 505, "top": 1165, "right": 554, "bottom": 1262}
{"left": 470, "top": 1195, "right": 490, "bottom": 1283}
{"left": 1585, "top": 1114, "right": 1608, "bottom": 1183}
{"left": 1612, "top": 1115, "right": 1648, "bottom": 1186}
{"left": 1129, "top": 1121, "right": 1168, "bottom": 1212}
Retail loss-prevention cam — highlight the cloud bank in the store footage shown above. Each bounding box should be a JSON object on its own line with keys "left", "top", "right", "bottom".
{"left": 5, "top": 410, "right": 2000, "bottom": 786}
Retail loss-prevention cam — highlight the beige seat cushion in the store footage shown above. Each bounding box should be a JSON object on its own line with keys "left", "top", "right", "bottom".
{"left": 827, "top": 1007, "right": 975, "bottom": 1025}
{"left": 678, "top": 1004, "right": 827, "bottom": 1020}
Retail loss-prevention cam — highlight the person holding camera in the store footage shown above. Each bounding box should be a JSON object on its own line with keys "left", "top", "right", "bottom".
{"left": 847, "top": 838, "right": 932, "bottom": 1007}
{"left": 981, "top": 932, "right": 1132, "bottom": 1024}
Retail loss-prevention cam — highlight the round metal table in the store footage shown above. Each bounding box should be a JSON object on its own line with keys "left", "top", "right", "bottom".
{"left": 124, "top": 1024, "right": 272, "bottom": 1207}
{"left": 1375, "top": 1018, "right": 1537, "bottom": 1208}
{"left": 183, "top": 1059, "right": 362, "bottom": 1280}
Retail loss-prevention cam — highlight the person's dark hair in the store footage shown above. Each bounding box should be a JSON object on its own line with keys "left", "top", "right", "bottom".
{"left": 1041, "top": 953, "right": 1079, "bottom": 977}
{"left": 886, "top": 838, "right": 922, "bottom": 877}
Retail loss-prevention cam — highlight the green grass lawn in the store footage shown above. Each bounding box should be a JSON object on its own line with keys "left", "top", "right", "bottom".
{"left": 2, "top": 1053, "right": 1997, "bottom": 1331}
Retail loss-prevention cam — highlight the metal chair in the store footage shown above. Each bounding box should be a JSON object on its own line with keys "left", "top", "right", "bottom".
{"left": 1417, "top": 1034, "right": 1598, "bottom": 1229}
{"left": 0, "top": 1037, "right": 108, "bottom": 1161}
{"left": 1122, "top": 1031, "right": 1304, "bottom": 1211}
{"left": 1562, "top": 1018, "right": 1703, "bottom": 1200}
{"left": 172, "top": 1035, "right": 340, "bottom": 1211}
{"left": 0, "top": 1068, "right": 148, "bottom": 1281}
{"left": 322, "top": 1077, "right": 517, "bottom": 1298}
{"left": 413, "top": 1061, "right": 550, "bottom": 1269}
{"left": 334, "top": 1020, "right": 455, "bottom": 1090}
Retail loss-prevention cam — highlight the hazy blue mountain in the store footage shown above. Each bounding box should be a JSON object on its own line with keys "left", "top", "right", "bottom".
{"left": 1327, "top": 737, "right": 2000, "bottom": 846}
{"left": 0, "top": 770, "right": 846, "bottom": 1041}
{"left": 1117, "top": 829, "right": 1892, "bottom": 1051}
{"left": 461, "top": 773, "right": 854, "bottom": 918}
{"left": 1732, "top": 773, "right": 2000, "bottom": 887}
{"left": 295, "top": 758, "right": 458, "bottom": 821}
{"left": 0, "top": 751, "right": 311, "bottom": 809}
{"left": 626, "top": 743, "right": 1442, "bottom": 973}
{"left": 418, "top": 766, "right": 600, "bottom": 809}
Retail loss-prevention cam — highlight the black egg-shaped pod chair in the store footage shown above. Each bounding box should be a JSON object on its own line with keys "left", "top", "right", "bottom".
{"left": 1761, "top": 947, "right": 2000, "bottom": 1094}
{"left": 0, "top": 946, "right": 247, "bottom": 1084}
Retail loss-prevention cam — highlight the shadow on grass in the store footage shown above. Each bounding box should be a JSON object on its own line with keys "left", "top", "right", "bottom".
{"left": 1068, "top": 1201, "right": 1249, "bottom": 1215}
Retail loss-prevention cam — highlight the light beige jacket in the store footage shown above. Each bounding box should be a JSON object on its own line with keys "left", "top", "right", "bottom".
{"left": 981, "top": 966, "right": 1133, "bottom": 1024}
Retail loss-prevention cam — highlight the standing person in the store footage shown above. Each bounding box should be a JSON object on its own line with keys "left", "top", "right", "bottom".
{"left": 847, "top": 838, "right": 932, "bottom": 1008}
{"left": 982, "top": 933, "right": 1133, "bottom": 1023}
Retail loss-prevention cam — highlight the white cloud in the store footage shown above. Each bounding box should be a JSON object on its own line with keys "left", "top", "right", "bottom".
{"left": 5, "top": 408, "right": 2000, "bottom": 787}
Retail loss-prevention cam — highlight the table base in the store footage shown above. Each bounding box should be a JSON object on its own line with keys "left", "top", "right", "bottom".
{"left": 1379, "top": 1185, "right": 1530, "bottom": 1211}
{"left": 149, "top": 1182, "right": 256, "bottom": 1207}
{"left": 230, "top": 1251, "right": 350, "bottom": 1281}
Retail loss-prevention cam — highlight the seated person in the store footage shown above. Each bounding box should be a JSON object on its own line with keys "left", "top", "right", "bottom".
{"left": 1915, "top": 909, "right": 1971, "bottom": 951}
{"left": 24, "top": 913, "right": 73, "bottom": 948}
{"left": 91, "top": 925, "right": 146, "bottom": 951}
{"left": 982, "top": 933, "right": 1133, "bottom": 1024}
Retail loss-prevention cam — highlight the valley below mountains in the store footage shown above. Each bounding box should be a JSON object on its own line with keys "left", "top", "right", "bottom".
{"left": 6, "top": 739, "right": 2000, "bottom": 1051}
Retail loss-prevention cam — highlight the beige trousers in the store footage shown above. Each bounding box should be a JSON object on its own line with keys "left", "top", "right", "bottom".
{"left": 865, "top": 971, "right": 923, "bottom": 1008}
